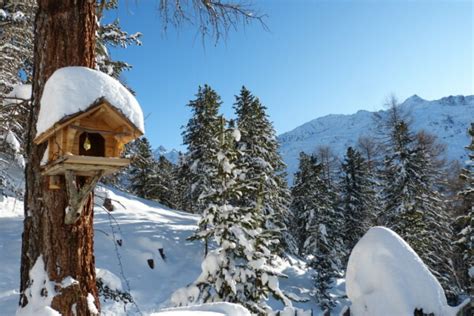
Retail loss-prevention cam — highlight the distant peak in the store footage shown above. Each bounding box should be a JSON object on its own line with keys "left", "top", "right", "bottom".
{"left": 405, "top": 94, "right": 425, "bottom": 103}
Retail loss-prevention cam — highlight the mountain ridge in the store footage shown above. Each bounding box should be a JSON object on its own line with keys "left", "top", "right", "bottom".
{"left": 278, "top": 94, "right": 474, "bottom": 183}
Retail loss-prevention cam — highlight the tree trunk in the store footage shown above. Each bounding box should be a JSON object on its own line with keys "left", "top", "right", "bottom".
{"left": 20, "top": 1, "right": 98, "bottom": 315}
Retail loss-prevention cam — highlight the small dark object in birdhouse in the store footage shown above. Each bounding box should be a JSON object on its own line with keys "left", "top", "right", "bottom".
{"left": 158, "top": 248, "right": 166, "bottom": 261}
{"left": 147, "top": 259, "right": 155, "bottom": 269}
{"left": 103, "top": 197, "right": 114, "bottom": 212}
{"left": 116, "top": 239, "right": 123, "bottom": 247}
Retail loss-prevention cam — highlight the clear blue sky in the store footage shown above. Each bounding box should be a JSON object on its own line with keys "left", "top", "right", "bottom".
{"left": 106, "top": 0, "right": 473, "bottom": 151}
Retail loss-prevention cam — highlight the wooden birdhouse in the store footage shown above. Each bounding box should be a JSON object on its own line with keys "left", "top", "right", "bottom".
{"left": 34, "top": 66, "right": 145, "bottom": 224}
{"left": 34, "top": 97, "right": 143, "bottom": 180}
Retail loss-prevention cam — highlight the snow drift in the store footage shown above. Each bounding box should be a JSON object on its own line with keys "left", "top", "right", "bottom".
{"left": 346, "top": 226, "right": 459, "bottom": 316}
{"left": 36, "top": 66, "right": 144, "bottom": 136}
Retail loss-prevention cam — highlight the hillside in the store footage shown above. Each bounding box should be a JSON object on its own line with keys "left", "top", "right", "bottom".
{"left": 278, "top": 95, "right": 474, "bottom": 183}
{"left": 0, "top": 187, "right": 347, "bottom": 315}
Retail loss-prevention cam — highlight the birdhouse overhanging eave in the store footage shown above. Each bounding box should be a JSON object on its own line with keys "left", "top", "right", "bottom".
{"left": 33, "top": 97, "right": 144, "bottom": 145}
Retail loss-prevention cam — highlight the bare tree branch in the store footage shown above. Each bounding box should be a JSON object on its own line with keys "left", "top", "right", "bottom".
{"left": 158, "top": 0, "right": 267, "bottom": 43}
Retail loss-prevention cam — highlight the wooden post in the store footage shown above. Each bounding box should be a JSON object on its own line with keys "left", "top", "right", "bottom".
{"left": 64, "top": 170, "right": 103, "bottom": 224}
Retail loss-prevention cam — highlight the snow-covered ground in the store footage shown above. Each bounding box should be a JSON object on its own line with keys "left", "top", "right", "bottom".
{"left": 0, "top": 187, "right": 347, "bottom": 315}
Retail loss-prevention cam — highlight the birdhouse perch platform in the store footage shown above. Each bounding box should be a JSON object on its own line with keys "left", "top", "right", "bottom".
{"left": 41, "top": 154, "right": 130, "bottom": 177}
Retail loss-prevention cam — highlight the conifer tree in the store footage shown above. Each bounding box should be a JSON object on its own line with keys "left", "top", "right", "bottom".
{"left": 0, "top": 0, "right": 35, "bottom": 154}
{"left": 454, "top": 123, "right": 474, "bottom": 296}
{"left": 380, "top": 120, "right": 460, "bottom": 301}
{"left": 173, "top": 152, "right": 194, "bottom": 212}
{"left": 291, "top": 152, "right": 342, "bottom": 311}
{"left": 339, "top": 147, "right": 377, "bottom": 263}
{"left": 149, "top": 155, "right": 175, "bottom": 208}
{"left": 0, "top": 0, "right": 35, "bottom": 95}
{"left": 290, "top": 152, "right": 318, "bottom": 255}
{"left": 233, "top": 86, "right": 293, "bottom": 254}
{"left": 182, "top": 85, "right": 222, "bottom": 214}
{"left": 95, "top": 0, "right": 142, "bottom": 79}
{"left": 129, "top": 137, "right": 156, "bottom": 199}
{"left": 182, "top": 117, "right": 290, "bottom": 314}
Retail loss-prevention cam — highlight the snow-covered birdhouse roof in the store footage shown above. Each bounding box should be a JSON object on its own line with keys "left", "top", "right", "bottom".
{"left": 34, "top": 67, "right": 144, "bottom": 143}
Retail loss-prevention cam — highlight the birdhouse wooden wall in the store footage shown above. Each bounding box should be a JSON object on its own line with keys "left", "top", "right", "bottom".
{"left": 42, "top": 104, "right": 134, "bottom": 164}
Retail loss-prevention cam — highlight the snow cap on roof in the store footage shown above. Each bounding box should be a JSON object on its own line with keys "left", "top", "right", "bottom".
{"left": 36, "top": 66, "right": 144, "bottom": 136}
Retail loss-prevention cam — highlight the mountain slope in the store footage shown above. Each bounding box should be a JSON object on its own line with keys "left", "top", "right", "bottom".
{"left": 0, "top": 187, "right": 347, "bottom": 315}
{"left": 278, "top": 95, "right": 474, "bottom": 183}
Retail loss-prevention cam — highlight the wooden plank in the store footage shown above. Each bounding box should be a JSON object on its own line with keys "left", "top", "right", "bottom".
{"left": 64, "top": 155, "right": 130, "bottom": 166}
{"left": 69, "top": 124, "right": 131, "bottom": 137}
{"left": 34, "top": 104, "right": 103, "bottom": 144}
{"left": 41, "top": 155, "right": 130, "bottom": 176}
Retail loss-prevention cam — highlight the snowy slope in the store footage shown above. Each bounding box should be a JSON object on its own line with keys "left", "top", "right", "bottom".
{"left": 0, "top": 187, "right": 346, "bottom": 315}
{"left": 278, "top": 95, "right": 474, "bottom": 183}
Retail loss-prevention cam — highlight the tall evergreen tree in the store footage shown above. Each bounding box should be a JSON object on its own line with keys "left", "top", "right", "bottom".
{"left": 339, "top": 147, "right": 377, "bottom": 264}
{"left": 454, "top": 123, "right": 474, "bottom": 296}
{"left": 149, "top": 155, "right": 175, "bottom": 208}
{"left": 129, "top": 137, "right": 156, "bottom": 199}
{"left": 183, "top": 117, "right": 290, "bottom": 314}
{"left": 291, "top": 152, "right": 343, "bottom": 311}
{"left": 95, "top": 0, "right": 142, "bottom": 79}
{"left": 233, "top": 86, "right": 293, "bottom": 254}
{"left": 380, "top": 120, "right": 460, "bottom": 301}
{"left": 182, "top": 85, "right": 222, "bottom": 214}
{"left": 0, "top": 0, "right": 35, "bottom": 95}
{"left": 173, "top": 152, "right": 194, "bottom": 212}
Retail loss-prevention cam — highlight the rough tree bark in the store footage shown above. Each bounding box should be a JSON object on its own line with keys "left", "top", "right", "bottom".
{"left": 20, "top": 1, "right": 98, "bottom": 315}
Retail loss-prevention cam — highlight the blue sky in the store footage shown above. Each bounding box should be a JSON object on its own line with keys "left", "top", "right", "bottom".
{"left": 107, "top": 0, "right": 473, "bottom": 151}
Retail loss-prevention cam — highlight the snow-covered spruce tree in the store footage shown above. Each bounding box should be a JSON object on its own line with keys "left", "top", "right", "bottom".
{"left": 291, "top": 152, "right": 343, "bottom": 311}
{"left": 0, "top": 0, "right": 35, "bottom": 154}
{"left": 380, "top": 120, "right": 460, "bottom": 301}
{"left": 148, "top": 155, "right": 175, "bottom": 208}
{"left": 129, "top": 137, "right": 157, "bottom": 199}
{"left": 173, "top": 152, "right": 194, "bottom": 212}
{"left": 233, "top": 86, "right": 294, "bottom": 254}
{"left": 290, "top": 152, "right": 318, "bottom": 255}
{"left": 0, "top": 0, "right": 35, "bottom": 95}
{"left": 95, "top": 0, "right": 142, "bottom": 79}
{"left": 339, "top": 147, "right": 377, "bottom": 264}
{"left": 182, "top": 85, "right": 222, "bottom": 214}
{"left": 182, "top": 116, "right": 291, "bottom": 314}
{"left": 454, "top": 123, "right": 474, "bottom": 296}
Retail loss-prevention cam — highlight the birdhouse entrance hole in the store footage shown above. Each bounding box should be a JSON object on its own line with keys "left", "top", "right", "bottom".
{"left": 79, "top": 132, "right": 105, "bottom": 157}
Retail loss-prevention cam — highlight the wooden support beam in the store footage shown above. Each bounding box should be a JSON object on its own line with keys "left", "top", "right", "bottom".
{"left": 69, "top": 124, "right": 131, "bottom": 137}
{"left": 64, "top": 170, "right": 103, "bottom": 225}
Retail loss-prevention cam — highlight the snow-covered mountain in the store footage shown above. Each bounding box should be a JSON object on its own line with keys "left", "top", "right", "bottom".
{"left": 153, "top": 146, "right": 180, "bottom": 164}
{"left": 278, "top": 95, "right": 474, "bottom": 184}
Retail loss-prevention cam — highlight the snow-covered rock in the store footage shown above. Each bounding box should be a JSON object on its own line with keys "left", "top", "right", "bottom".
{"left": 36, "top": 67, "right": 144, "bottom": 136}
{"left": 346, "top": 226, "right": 459, "bottom": 316}
{"left": 279, "top": 94, "right": 474, "bottom": 183}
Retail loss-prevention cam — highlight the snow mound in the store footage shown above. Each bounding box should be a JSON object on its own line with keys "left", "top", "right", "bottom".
{"left": 16, "top": 256, "right": 60, "bottom": 316}
{"left": 37, "top": 67, "right": 144, "bottom": 136}
{"left": 152, "top": 302, "right": 251, "bottom": 316}
{"left": 346, "top": 226, "right": 458, "bottom": 316}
